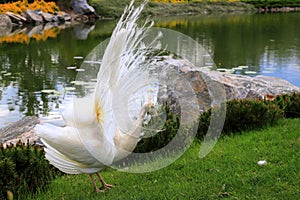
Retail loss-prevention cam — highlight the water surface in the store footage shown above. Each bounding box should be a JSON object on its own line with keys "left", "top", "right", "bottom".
{"left": 0, "top": 12, "right": 299, "bottom": 128}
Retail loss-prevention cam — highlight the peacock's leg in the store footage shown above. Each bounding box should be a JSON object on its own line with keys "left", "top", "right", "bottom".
{"left": 96, "top": 173, "right": 113, "bottom": 189}
{"left": 89, "top": 174, "right": 105, "bottom": 193}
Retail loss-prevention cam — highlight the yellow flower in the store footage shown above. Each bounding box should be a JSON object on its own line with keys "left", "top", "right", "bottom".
{"left": 0, "top": 0, "right": 59, "bottom": 14}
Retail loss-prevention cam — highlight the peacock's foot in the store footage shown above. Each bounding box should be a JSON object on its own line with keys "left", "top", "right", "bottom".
{"left": 95, "top": 188, "right": 105, "bottom": 193}
{"left": 103, "top": 183, "right": 114, "bottom": 189}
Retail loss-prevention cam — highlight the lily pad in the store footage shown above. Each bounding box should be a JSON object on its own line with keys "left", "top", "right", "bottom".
{"left": 64, "top": 87, "right": 76, "bottom": 91}
{"left": 217, "top": 68, "right": 228, "bottom": 72}
{"left": 74, "top": 56, "right": 83, "bottom": 60}
{"left": 83, "top": 60, "right": 102, "bottom": 64}
{"left": 217, "top": 68, "right": 235, "bottom": 73}
{"left": 70, "top": 81, "right": 87, "bottom": 85}
{"left": 244, "top": 71, "right": 257, "bottom": 75}
{"left": 67, "top": 66, "right": 77, "bottom": 70}
{"left": 41, "top": 89, "right": 60, "bottom": 94}
{"left": 237, "top": 65, "right": 249, "bottom": 69}
{"left": 261, "top": 70, "right": 273, "bottom": 74}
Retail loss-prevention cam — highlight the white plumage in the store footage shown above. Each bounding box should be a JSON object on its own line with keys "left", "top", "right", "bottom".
{"left": 35, "top": 0, "right": 159, "bottom": 192}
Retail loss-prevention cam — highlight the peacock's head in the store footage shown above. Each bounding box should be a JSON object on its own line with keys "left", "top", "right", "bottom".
{"left": 140, "top": 102, "right": 158, "bottom": 126}
{"left": 143, "top": 102, "right": 158, "bottom": 117}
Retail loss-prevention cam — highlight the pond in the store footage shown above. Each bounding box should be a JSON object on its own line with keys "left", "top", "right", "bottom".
{"left": 0, "top": 12, "right": 299, "bottom": 129}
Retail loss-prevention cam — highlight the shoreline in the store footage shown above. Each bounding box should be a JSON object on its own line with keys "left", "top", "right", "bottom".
{"left": 90, "top": 1, "right": 300, "bottom": 19}
{"left": 1, "top": 2, "right": 300, "bottom": 30}
{"left": 256, "top": 6, "right": 300, "bottom": 13}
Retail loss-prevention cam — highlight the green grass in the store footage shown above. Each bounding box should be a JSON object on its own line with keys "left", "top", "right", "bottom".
{"left": 241, "top": 0, "right": 300, "bottom": 8}
{"left": 89, "top": 0, "right": 256, "bottom": 18}
{"left": 23, "top": 118, "right": 299, "bottom": 199}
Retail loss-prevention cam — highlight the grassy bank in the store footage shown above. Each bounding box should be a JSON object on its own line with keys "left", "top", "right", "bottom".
{"left": 241, "top": 0, "right": 300, "bottom": 8}
{"left": 90, "top": 0, "right": 256, "bottom": 18}
{"left": 23, "top": 118, "right": 300, "bottom": 199}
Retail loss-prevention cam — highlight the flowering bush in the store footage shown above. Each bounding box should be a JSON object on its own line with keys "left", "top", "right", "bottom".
{"left": 0, "top": 0, "right": 59, "bottom": 14}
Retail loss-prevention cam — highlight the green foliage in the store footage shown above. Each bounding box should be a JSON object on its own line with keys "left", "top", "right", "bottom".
{"left": 223, "top": 99, "right": 283, "bottom": 134}
{"left": 135, "top": 93, "right": 299, "bottom": 152}
{"left": 241, "top": 0, "right": 300, "bottom": 8}
{"left": 271, "top": 92, "right": 300, "bottom": 118}
{"left": 197, "top": 98, "right": 284, "bottom": 138}
{"left": 0, "top": 158, "right": 17, "bottom": 200}
{"left": 134, "top": 104, "right": 180, "bottom": 153}
{"left": 0, "top": 141, "right": 61, "bottom": 199}
{"left": 90, "top": 0, "right": 133, "bottom": 18}
{"left": 90, "top": 0, "right": 255, "bottom": 18}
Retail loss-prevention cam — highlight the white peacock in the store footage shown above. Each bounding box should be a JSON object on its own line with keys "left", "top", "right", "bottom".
{"left": 35, "top": 0, "right": 161, "bottom": 192}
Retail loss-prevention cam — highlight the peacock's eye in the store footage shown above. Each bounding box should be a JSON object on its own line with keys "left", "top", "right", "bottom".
{"left": 95, "top": 103, "right": 104, "bottom": 124}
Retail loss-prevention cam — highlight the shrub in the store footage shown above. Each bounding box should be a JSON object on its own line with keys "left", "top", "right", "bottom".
{"left": 134, "top": 104, "right": 181, "bottom": 153}
{"left": 0, "top": 158, "right": 16, "bottom": 200}
{"left": 197, "top": 98, "right": 284, "bottom": 138}
{"left": 135, "top": 93, "right": 298, "bottom": 152}
{"left": 271, "top": 92, "right": 300, "bottom": 118}
{"left": 0, "top": 141, "right": 61, "bottom": 199}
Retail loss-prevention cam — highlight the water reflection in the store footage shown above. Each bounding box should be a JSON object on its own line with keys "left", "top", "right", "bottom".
{"left": 0, "top": 40, "right": 75, "bottom": 127}
{"left": 155, "top": 13, "right": 300, "bottom": 86}
{"left": 0, "top": 13, "right": 300, "bottom": 128}
{"left": 0, "top": 20, "right": 114, "bottom": 127}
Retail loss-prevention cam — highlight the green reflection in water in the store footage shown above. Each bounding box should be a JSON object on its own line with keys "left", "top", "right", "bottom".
{"left": 155, "top": 12, "right": 300, "bottom": 70}
{"left": 0, "top": 20, "right": 116, "bottom": 127}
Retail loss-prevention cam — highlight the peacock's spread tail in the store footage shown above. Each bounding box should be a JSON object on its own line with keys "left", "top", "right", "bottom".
{"left": 35, "top": 0, "right": 158, "bottom": 191}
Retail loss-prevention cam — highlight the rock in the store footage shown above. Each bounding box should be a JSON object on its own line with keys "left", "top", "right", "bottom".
{"left": 23, "top": 9, "right": 43, "bottom": 24}
{"left": 0, "top": 14, "right": 12, "bottom": 36}
{"left": 218, "top": 73, "right": 299, "bottom": 100}
{"left": 158, "top": 58, "right": 300, "bottom": 114}
{"left": 6, "top": 11, "right": 27, "bottom": 25}
{"left": 74, "top": 14, "right": 89, "bottom": 23}
{"left": 0, "top": 116, "right": 40, "bottom": 144}
{"left": 39, "top": 11, "right": 55, "bottom": 22}
{"left": 56, "top": 11, "right": 71, "bottom": 22}
{"left": 71, "top": 0, "right": 95, "bottom": 14}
